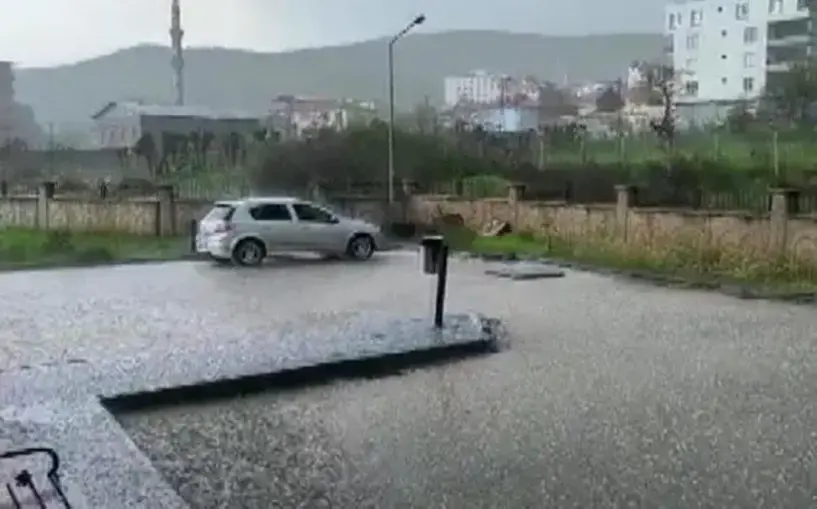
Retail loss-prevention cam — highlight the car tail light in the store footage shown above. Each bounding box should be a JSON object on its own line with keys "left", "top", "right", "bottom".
{"left": 213, "top": 221, "right": 233, "bottom": 233}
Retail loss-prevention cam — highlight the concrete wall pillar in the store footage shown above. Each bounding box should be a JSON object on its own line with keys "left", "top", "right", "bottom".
{"left": 508, "top": 183, "right": 526, "bottom": 229}
{"left": 769, "top": 188, "right": 798, "bottom": 257}
{"left": 156, "top": 185, "right": 175, "bottom": 237}
{"left": 614, "top": 184, "right": 635, "bottom": 243}
{"left": 37, "top": 181, "right": 55, "bottom": 229}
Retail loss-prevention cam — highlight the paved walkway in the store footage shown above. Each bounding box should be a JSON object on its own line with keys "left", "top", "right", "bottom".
{"left": 26, "top": 252, "right": 804, "bottom": 508}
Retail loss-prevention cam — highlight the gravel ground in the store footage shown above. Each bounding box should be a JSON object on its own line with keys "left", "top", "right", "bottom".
{"left": 90, "top": 254, "right": 816, "bottom": 508}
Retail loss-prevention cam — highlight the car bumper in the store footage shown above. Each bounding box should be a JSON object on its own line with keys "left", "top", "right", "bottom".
{"left": 196, "top": 234, "right": 233, "bottom": 258}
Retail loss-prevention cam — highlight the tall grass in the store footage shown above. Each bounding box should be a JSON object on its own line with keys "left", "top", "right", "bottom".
{"left": 443, "top": 226, "right": 817, "bottom": 290}
{"left": 0, "top": 228, "right": 186, "bottom": 268}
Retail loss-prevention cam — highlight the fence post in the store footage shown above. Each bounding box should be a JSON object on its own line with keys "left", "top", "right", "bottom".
{"left": 508, "top": 182, "right": 526, "bottom": 229}
{"left": 401, "top": 178, "right": 418, "bottom": 224}
{"left": 156, "top": 185, "right": 176, "bottom": 237}
{"left": 37, "top": 181, "right": 55, "bottom": 230}
{"left": 0, "top": 180, "right": 7, "bottom": 198}
{"left": 310, "top": 181, "right": 326, "bottom": 203}
{"left": 614, "top": 184, "right": 635, "bottom": 243}
{"left": 768, "top": 187, "right": 799, "bottom": 258}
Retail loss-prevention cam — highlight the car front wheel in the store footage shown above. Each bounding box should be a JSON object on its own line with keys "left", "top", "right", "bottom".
{"left": 346, "top": 234, "right": 375, "bottom": 261}
{"left": 232, "top": 239, "right": 266, "bottom": 267}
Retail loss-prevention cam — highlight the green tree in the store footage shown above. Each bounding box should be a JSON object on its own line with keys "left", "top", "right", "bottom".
{"left": 595, "top": 84, "right": 625, "bottom": 112}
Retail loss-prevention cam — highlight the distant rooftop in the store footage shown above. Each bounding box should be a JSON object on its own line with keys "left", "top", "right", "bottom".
{"left": 91, "top": 101, "right": 261, "bottom": 120}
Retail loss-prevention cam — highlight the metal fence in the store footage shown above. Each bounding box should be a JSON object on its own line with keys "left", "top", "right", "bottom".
{"left": 432, "top": 166, "right": 817, "bottom": 215}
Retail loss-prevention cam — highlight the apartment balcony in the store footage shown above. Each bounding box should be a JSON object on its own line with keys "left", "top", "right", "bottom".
{"left": 768, "top": 6, "right": 809, "bottom": 22}
{"left": 766, "top": 61, "right": 793, "bottom": 72}
{"left": 767, "top": 33, "right": 811, "bottom": 47}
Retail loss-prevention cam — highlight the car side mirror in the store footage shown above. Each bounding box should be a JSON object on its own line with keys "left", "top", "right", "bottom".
{"left": 327, "top": 216, "right": 340, "bottom": 224}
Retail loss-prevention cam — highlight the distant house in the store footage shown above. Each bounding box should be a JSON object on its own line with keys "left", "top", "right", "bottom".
{"left": 267, "top": 95, "right": 377, "bottom": 138}
{"left": 473, "top": 106, "right": 540, "bottom": 132}
{"left": 90, "top": 101, "right": 264, "bottom": 151}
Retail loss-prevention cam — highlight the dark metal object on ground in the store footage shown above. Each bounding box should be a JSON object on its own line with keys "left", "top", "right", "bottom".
{"left": 1, "top": 448, "right": 72, "bottom": 508}
{"left": 421, "top": 235, "right": 449, "bottom": 328}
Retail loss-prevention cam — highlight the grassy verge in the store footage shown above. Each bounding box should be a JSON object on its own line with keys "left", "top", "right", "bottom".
{"left": 443, "top": 227, "right": 817, "bottom": 295}
{"left": 0, "top": 228, "right": 189, "bottom": 270}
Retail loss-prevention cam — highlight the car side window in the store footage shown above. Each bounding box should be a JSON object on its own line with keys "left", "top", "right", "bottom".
{"left": 292, "top": 203, "right": 334, "bottom": 223}
{"left": 249, "top": 203, "right": 292, "bottom": 221}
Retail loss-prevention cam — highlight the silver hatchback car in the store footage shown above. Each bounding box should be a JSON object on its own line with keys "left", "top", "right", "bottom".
{"left": 196, "top": 197, "right": 384, "bottom": 266}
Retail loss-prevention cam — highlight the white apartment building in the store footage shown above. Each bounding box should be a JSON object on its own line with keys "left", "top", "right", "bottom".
{"left": 444, "top": 71, "right": 507, "bottom": 106}
{"left": 664, "top": 0, "right": 811, "bottom": 105}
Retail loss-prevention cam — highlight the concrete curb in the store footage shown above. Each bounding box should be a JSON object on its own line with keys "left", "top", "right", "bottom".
{"left": 104, "top": 339, "right": 496, "bottom": 414}
{"left": 0, "top": 254, "right": 200, "bottom": 274}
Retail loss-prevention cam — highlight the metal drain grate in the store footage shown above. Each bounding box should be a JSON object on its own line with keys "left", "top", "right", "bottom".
{"left": 1, "top": 448, "right": 71, "bottom": 508}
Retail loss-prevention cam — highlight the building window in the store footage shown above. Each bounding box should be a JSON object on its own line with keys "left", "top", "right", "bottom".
{"left": 721, "top": 29, "right": 728, "bottom": 36}
{"left": 722, "top": 77, "right": 728, "bottom": 84}
{"left": 769, "top": 0, "right": 783, "bottom": 14}
{"left": 744, "top": 26, "right": 758, "bottom": 43}
{"left": 798, "top": 0, "right": 808, "bottom": 9}
{"left": 686, "top": 33, "right": 700, "bottom": 50}
{"left": 736, "top": 2, "right": 750, "bottom": 19}
{"left": 743, "top": 52, "right": 756, "bottom": 67}
{"left": 685, "top": 81, "right": 699, "bottom": 96}
{"left": 691, "top": 9, "right": 704, "bottom": 26}
{"left": 743, "top": 77, "right": 755, "bottom": 93}
{"left": 685, "top": 58, "right": 697, "bottom": 71}
{"left": 668, "top": 13, "right": 677, "bottom": 29}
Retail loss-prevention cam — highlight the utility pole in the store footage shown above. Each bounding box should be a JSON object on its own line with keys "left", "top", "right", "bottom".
{"left": 170, "top": 0, "right": 185, "bottom": 106}
{"left": 48, "top": 123, "right": 54, "bottom": 178}
{"left": 387, "top": 14, "right": 426, "bottom": 208}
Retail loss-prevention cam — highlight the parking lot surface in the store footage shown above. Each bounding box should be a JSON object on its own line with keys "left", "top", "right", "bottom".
{"left": 3, "top": 253, "right": 817, "bottom": 507}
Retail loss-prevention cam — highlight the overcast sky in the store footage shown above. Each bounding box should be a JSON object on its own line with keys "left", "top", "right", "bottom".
{"left": 0, "top": 0, "right": 663, "bottom": 67}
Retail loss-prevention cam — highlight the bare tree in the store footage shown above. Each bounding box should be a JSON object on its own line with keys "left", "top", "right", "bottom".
{"left": 644, "top": 63, "right": 678, "bottom": 151}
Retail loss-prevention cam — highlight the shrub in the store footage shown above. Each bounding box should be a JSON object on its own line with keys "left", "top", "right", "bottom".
{"left": 42, "top": 230, "right": 75, "bottom": 255}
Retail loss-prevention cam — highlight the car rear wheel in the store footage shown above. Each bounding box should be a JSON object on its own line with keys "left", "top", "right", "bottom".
{"left": 346, "top": 234, "right": 375, "bottom": 261}
{"left": 232, "top": 239, "right": 266, "bottom": 267}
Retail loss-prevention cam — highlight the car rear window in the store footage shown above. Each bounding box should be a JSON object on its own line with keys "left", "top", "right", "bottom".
{"left": 203, "top": 204, "right": 235, "bottom": 222}
{"left": 249, "top": 203, "right": 292, "bottom": 221}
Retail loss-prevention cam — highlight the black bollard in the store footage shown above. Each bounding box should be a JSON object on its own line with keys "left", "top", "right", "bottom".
{"left": 189, "top": 219, "right": 198, "bottom": 254}
{"left": 421, "top": 235, "right": 449, "bottom": 329}
{"left": 433, "top": 243, "right": 449, "bottom": 329}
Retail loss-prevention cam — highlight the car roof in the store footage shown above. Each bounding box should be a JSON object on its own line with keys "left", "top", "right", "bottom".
{"left": 215, "top": 196, "right": 303, "bottom": 206}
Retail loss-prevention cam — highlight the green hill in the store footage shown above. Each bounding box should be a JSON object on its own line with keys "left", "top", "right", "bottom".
{"left": 13, "top": 30, "right": 662, "bottom": 126}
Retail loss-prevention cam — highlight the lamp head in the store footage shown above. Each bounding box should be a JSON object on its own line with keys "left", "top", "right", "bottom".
{"left": 413, "top": 14, "right": 426, "bottom": 25}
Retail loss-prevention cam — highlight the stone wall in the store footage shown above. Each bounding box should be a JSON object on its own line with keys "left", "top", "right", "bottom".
{"left": 407, "top": 184, "right": 817, "bottom": 263}
{"left": 0, "top": 184, "right": 388, "bottom": 237}
{"left": 9, "top": 178, "right": 816, "bottom": 263}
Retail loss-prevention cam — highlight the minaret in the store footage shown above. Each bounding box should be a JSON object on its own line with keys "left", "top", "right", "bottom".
{"left": 170, "top": 0, "right": 185, "bottom": 105}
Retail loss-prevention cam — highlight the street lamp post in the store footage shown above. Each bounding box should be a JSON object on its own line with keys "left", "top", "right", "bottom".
{"left": 387, "top": 14, "right": 425, "bottom": 209}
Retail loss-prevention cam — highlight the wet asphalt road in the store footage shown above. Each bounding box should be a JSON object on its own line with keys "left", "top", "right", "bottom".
{"left": 4, "top": 253, "right": 817, "bottom": 507}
